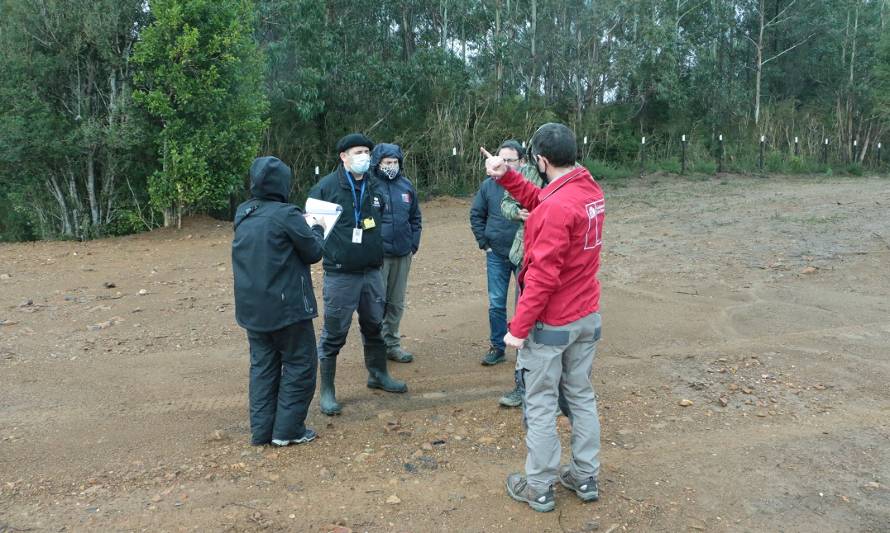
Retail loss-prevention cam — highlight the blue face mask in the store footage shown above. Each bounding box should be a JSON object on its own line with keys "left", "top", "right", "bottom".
{"left": 349, "top": 153, "right": 371, "bottom": 175}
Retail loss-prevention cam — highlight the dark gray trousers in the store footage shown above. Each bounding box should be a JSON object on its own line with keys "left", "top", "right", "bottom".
{"left": 317, "top": 269, "right": 386, "bottom": 361}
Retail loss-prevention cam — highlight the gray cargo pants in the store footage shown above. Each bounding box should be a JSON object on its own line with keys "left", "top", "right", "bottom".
{"left": 317, "top": 269, "right": 386, "bottom": 361}
{"left": 518, "top": 311, "right": 602, "bottom": 493}
{"left": 381, "top": 254, "right": 412, "bottom": 350}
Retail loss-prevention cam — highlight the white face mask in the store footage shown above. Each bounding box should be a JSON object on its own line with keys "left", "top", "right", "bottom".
{"left": 349, "top": 153, "right": 371, "bottom": 175}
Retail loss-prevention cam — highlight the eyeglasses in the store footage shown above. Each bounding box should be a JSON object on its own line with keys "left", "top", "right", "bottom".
{"left": 503, "top": 158, "right": 520, "bottom": 163}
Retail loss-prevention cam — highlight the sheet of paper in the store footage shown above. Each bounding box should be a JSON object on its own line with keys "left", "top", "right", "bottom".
{"left": 304, "top": 197, "right": 343, "bottom": 239}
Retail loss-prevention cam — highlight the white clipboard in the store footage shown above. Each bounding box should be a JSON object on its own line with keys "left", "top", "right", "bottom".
{"left": 305, "top": 197, "right": 342, "bottom": 239}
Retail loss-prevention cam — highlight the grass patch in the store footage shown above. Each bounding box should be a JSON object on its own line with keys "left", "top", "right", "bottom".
{"left": 585, "top": 159, "right": 637, "bottom": 180}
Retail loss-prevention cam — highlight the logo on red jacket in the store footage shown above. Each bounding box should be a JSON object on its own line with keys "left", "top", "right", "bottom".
{"left": 402, "top": 193, "right": 411, "bottom": 203}
{"left": 584, "top": 199, "right": 605, "bottom": 250}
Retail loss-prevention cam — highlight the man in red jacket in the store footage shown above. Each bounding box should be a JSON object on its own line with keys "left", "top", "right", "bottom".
{"left": 482, "top": 122, "right": 605, "bottom": 513}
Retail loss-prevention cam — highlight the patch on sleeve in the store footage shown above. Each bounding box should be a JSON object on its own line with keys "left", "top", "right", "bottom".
{"left": 402, "top": 192, "right": 411, "bottom": 203}
{"left": 584, "top": 199, "right": 605, "bottom": 250}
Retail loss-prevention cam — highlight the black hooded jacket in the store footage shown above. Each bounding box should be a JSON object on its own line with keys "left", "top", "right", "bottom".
{"left": 370, "top": 143, "right": 422, "bottom": 257}
{"left": 232, "top": 158, "right": 324, "bottom": 332}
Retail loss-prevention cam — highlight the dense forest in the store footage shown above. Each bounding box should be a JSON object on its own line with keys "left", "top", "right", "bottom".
{"left": 1, "top": 0, "right": 889, "bottom": 241}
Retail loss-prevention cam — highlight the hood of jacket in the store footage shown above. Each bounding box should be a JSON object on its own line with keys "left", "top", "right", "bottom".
{"left": 249, "top": 156, "right": 291, "bottom": 202}
{"left": 371, "top": 143, "right": 405, "bottom": 180}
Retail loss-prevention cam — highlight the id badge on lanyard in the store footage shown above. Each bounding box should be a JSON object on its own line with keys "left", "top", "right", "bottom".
{"left": 347, "top": 172, "right": 366, "bottom": 245}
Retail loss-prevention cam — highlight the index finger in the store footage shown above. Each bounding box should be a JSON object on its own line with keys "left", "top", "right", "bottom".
{"left": 480, "top": 146, "right": 494, "bottom": 158}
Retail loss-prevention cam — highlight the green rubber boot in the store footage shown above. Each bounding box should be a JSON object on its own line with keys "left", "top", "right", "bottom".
{"left": 318, "top": 358, "right": 342, "bottom": 415}
{"left": 365, "top": 345, "right": 408, "bottom": 393}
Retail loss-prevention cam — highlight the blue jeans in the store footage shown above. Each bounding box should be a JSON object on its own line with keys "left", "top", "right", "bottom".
{"left": 486, "top": 251, "right": 517, "bottom": 351}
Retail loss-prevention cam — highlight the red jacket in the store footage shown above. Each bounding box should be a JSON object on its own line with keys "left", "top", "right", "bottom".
{"left": 497, "top": 166, "right": 605, "bottom": 338}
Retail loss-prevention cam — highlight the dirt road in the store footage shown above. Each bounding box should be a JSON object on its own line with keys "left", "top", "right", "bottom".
{"left": 2, "top": 174, "right": 889, "bottom": 532}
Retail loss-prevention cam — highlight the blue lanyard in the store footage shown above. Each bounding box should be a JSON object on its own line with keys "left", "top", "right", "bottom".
{"left": 345, "top": 171, "right": 366, "bottom": 227}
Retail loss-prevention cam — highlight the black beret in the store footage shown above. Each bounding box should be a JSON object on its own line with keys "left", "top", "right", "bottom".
{"left": 336, "top": 133, "right": 374, "bottom": 153}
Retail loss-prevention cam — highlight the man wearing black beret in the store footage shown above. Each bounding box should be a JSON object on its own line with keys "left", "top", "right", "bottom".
{"left": 309, "top": 133, "right": 408, "bottom": 416}
{"left": 232, "top": 156, "right": 326, "bottom": 446}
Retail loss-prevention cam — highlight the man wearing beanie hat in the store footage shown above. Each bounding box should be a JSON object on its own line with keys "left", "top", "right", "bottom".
{"left": 232, "top": 156, "right": 326, "bottom": 446}
{"left": 308, "top": 133, "right": 408, "bottom": 416}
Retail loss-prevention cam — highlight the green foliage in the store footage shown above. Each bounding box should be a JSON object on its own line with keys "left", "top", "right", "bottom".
{"left": 134, "top": 0, "right": 268, "bottom": 215}
{"left": 0, "top": 190, "right": 37, "bottom": 242}
{"left": 845, "top": 164, "right": 864, "bottom": 177}
{"left": 691, "top": 159, "right": 717, "bottom": 175}
{"left": 584, "top": 159, "right": 636, "bottom": 181}
{"left": 0, "top": 0, "right": 154, "bottom": 240}
{"left": 2, "top": 0, "right": 890, "bottom": 241}
{"left": 657, "top": 158, "right": 682, "bottom": 175}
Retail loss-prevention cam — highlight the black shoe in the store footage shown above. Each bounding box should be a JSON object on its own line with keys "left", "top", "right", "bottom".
{"left": 481, "top": 346, "right": 506, "bottom": 366}
{"left": 272, "top": 428, "right": 317, "bottom": 447}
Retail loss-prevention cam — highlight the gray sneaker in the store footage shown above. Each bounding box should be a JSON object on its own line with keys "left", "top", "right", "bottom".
{"left": 498, "top": 386, "right": 523, "bottom": 407}
{"left": 559, "top": 465, "right": 598, "bottom": 501}
{"left": 386, "top": 347, "right": 414, "bottom": 363}
{"left": 505, "top": 473, "right": 555, "bottom": 512}
{"left": 271, "top": 428, "right": 317, "bottom": 447}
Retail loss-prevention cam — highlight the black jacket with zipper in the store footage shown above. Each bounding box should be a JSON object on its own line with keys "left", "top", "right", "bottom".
{"left": 308, "top": 164, "right": 386, "bottom": 273}
{"left": 470, "top": 177, "right": 519, "bottom": 258}
{"left": 232, "top": 167, "right": 324, "bottom": 333}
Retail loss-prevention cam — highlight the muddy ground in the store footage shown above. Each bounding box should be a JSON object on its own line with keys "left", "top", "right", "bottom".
{"left": 1, "top": 174, "right": 889, "bottom": 532}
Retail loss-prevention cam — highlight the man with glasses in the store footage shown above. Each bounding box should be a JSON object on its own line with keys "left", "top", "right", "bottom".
{"left": 470, "top": 140, "right": 523, "bottom": 367}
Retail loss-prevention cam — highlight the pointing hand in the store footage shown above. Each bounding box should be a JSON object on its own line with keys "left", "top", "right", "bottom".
{"left": 480, "top": 147, "right": 507, "bottom": 179}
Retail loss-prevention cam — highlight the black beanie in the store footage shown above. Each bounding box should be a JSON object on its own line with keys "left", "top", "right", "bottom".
{"left": 336, "top": 133, "right": 374, "bottom": 154}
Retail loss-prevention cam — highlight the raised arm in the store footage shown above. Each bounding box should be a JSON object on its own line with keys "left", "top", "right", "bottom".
{"left": 481, "top": 147, "right": 541, "bottom": 211}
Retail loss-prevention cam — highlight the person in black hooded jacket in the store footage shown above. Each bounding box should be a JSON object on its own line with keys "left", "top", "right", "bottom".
{"left": 232, "top": 156, "right": 325, "bottom": 447}
{"left": 370, "top": 143, "right": 422, "bottom": 363}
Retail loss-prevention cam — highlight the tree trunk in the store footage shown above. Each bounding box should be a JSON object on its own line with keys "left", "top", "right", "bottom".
{"left": 850, "top": 1, "right": 859, "bottom": 87}
{"left": 440, "top": 1, "right": 448, "bottom": 50}
{"left": 67, "top": 169, "right": 83, "bottom": 239}
{"left": 495, "top": 0, "right": 503, "bottom": 101}
{"left": 87, "top": 150, "right": 100, "bottom": 227}
{"left": 46, "top": 176, "right": 73, "bottom": 237}
{"left": 754, "top": 0, "right": 765, "bottom": 125}
{"left": 461, "top": 18, "right": 466, "bottom": 64}
{"left": 529, "top": 0, "right": 537, "bottom": 96}
{"left": 574, "top": 21, "right": 583, "bottom": 126}
{"left": 401, "top": 6, "right": 415, "bottom": 62}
